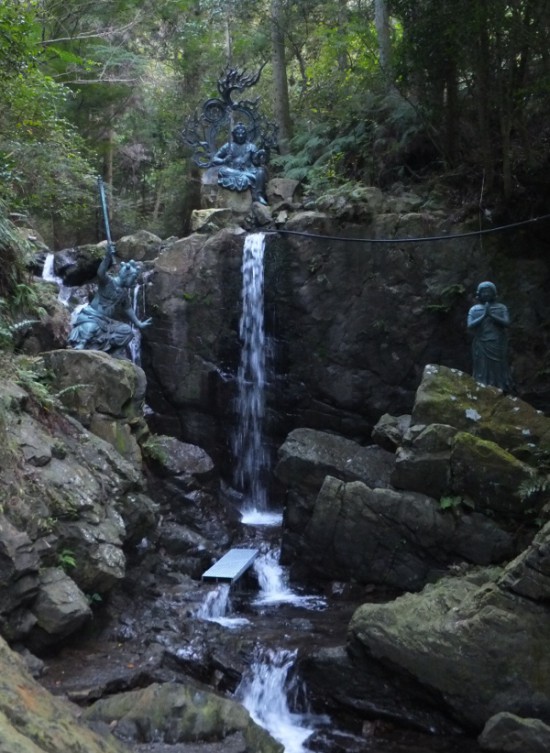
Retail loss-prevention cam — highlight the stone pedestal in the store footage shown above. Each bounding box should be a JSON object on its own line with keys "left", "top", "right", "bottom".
{"left": 201, "top": 168, "right": 253, "bottom": 212}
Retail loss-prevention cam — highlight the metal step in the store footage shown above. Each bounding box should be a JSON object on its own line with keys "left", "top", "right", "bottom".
{"left": 202, "top": 548, "right": 259, "bottom": 584}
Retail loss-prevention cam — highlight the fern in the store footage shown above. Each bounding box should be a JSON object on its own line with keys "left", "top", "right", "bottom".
{"left": 519, "top": 474, "right": 550, "bottom": 503}
{"left": 0, "top": 205, "right": 31, "bottom": 299}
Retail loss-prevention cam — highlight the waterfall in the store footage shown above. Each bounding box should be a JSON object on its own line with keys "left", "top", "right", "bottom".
{"left": 129, "top": 270, "right": 152, "bottom": 365}
{"left": 196, "top": 583, "right": 231, "bottom": 620}
{"left": 42, "top": 253, "right": 71, "bottom": 305}
{"left": 129, "top": 281, "right": 143, "bottom": 365}
{"left": 233, "top": 232, "right": 268, "bottom": 515}
{"left": 236, "top": 647, "right": 314, "bottom": 753}
{"left": 195, "top": 584, "right": 250, "bottom": 629}
{"left": 253, "top": 550, "right": 326, "bottom": 610}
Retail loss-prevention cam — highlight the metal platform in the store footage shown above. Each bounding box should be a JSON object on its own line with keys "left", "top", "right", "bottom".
{"left": 202, "top": 548, "right": 259, "bottom": 584}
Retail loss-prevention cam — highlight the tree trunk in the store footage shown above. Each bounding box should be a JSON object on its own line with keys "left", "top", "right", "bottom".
{"left": 336, "top": 0, "right": 348, "bottom": 72}
{"left": 444, "top": 61, "right": 458, "bottom": 165}
{"left": 474, "top": 0, "right": 494, "bottom": 192}
{"left": 374, "top": 0, "right": 392, "bottom": 83}
{"left": 270, "top": 0, "right": 292, "bottom": 154}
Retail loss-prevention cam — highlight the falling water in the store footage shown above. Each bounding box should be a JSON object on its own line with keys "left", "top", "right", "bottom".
{"left": 196, "top": 583, "right": 231, "bottom": 620}
{"left": 195, "top": 583, "right": 250, "bottom": 629}
{"left": 236, "top": 647, "right": 315, "bottom": 753}
{"left": 42, "top": 253, "right": 72, "bottom": 305}
{"left": 129, "top": 281, "right": 143, "bottom": 365}
{"left": 233, "top": 232, "right": 268, "bottom": 515}
{"left": 253, "top": 549, "right": 326, "bottom": 609}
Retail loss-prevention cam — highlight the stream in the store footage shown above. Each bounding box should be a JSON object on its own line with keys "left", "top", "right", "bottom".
{"left": 39, "top": 515, "right": 481, "bottom": 753}
{"left": 38, "top": 234, "right": 482, "bottom": 752}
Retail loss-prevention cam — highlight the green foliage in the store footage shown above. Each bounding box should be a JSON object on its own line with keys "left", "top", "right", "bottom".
{"left": 87, "top": 591, "right": 103, "bottom": 606}
{"left": 439, "top": 495, "right": 462, "bottom": 511}
{"left": 14, "top": 356, "right": 58, "bottom": 410}
{"left": 0, "top": 65, "right": 97, "bottom": 238}
{"left": 439, "top": 495, "right": 475, "bottom": 513}
{"left": 277, "top": 81, "right": 427, "bottom": 194}
{"left": 0, "top": 2, "right": 40, "bottom": 80}
{"left": 0, "top": 210, "right": 49, "bottom": 352}
{"left": 0, "top": 210, "right": 31, "bottom": 300}
{"left": 426, "top": 284, "right": 466, "bottom": 314}
{"left": 1, "top": 0, "right": 549, "bottom": 236}
{"left": 57, "top": 548, "right": 77, "bottom": 571}
{"left": 142, "top": 435, "right": 169, "bottom": 465}
{"left": 519, "top": 474, "right": 550, "bottom": 503}
{"left": 0, "top": 316, "right": 40, "bottom": 351}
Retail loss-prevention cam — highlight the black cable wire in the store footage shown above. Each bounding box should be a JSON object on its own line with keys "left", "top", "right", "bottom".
{"left": 264, "top": 212, "right": 550, "bottom": 245}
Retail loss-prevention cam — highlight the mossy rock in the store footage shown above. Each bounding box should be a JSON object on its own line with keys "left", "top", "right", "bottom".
{"left": 413, "top": 365, "right": 550, "bottom": 459}
{"left": 85, "top": 681, "right": 283, "bottom": 752}
{"left": 450, "top": 431, "right": 535, "bottom": 517}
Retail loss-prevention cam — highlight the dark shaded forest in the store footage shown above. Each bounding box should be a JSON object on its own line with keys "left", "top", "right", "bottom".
{"left": 1, "top": 0, "right": 550, "bottom": 250}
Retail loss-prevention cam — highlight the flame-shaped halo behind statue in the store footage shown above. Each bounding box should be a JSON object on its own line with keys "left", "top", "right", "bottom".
{"left": 181, "top": 66, "right": 278, "bottom": 173}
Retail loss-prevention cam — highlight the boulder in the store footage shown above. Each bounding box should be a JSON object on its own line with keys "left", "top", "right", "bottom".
{"left": 251, "top": 201, "right": 273, "bottom": 226}
{"left": 392, "top": 422, "right": 456, "bottom": 498}
{"left": 479, "top": 712, "right": 550, "bottom": 753}
{"left": 144, "top": 229, "right": 250, "bottom": 457}
{"left": 190, "top": 208, "right": 240, "bottom": 233}
{"left": 0, "top": 633, "right": 127, "bottom": 752}
{"left": 41, "top": 349, "right": 147, "bottom": 464}
{"left": 42, "top": 349, "right": 146, "bottom": 422}
{"left": 275, "top": 427, "right": 395, "bottom": 496}
{"left": 0, "top": 517, "right": 40, "bottom": 639}
{"left": 142, "top": 434, "right": 215, "bottom": 481}
{"left": 300, "top": 645, "right": 460, "bottom": 735}
{"left": 0, "top": 370, "right": 158, "bottom": 643}
{"left": 412, "top": 365, "right": 550, "bottom": 457}
{"left": 498, "top": 520, "right": 550, "bottom": 600}
{"left": 293, "top": 475, "right": 513, "bottom": 589}
{"left": 393, "top": 421, "right": 536, "bottom": 518}
{"left": 275, "top": 428, "right": 395, "bottom": 571}
{"left": 84, "top": 680, "right": 283, "bottom": 753}
{"left": 115, "top": 229, "right": 162, "bottom": 261}
{"left": 267, "top": 178, "right": 300, "bottom": 204}
{"left": 29, "top": 567, "right": 91, "bottom": 649}
{"left": 371, "top": 412, "right": 411, "bottom": 452}
{"left": 348, "top": 560, "right": 550, "bottom": 729}
{"left": 315, "top": 185, "right": 388, "bottom": 222}
{"left": 54, "top": 243, "right": 105, "bottom": 286}
{"left": 450, "top": 431, "right": 535, "bottom": 517}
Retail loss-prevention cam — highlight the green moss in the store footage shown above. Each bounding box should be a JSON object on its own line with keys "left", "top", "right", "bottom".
{"left": 454, "top": 431, "right": 526, "bottom": 468}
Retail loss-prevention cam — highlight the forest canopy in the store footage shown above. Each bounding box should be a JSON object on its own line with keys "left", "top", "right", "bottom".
{"left": 1, "top": 0, "right": 549, "bottom": 247}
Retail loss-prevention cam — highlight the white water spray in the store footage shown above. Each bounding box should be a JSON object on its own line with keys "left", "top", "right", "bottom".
{"left": 129, "top": 281, "right": 143, "bottom": 365}
{"left": 253, "top": 550, "right": 326, "bottom": 609}
{"left": 237, "top": 647, "right": 314, "bottom": 753}
{"left": 233, "top": 232, "right": 268, "bottom": 515}
{"left": 129, "top": 270, "right": 152, "bottom": 365}
{"left": 42, "top": 253, "right": 72, "bottom": 305}
{"left": 195, "top": 584, "right": 250, "bottom": 629}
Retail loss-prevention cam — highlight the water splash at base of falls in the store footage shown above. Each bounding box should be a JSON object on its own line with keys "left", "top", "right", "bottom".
{"left": 253, "top": 550, "right": 326, "bottom": 610}
{"left": 237, "top": 647, "right": 316, "bottom": 753}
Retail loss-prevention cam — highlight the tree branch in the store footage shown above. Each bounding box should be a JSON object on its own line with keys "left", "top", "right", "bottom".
{"left": 40, "top": 20, "right": 138, "bottom": 47}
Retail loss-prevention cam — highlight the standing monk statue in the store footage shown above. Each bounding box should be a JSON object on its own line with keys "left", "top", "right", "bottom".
{"left": 68, "top": 245, "right": 151, "bottom": 359}
{"left": 211, "top": 122, "right": 269, "bottom": 205}
{"left": 467, "top": 281, "right": 513, "bottom": 391}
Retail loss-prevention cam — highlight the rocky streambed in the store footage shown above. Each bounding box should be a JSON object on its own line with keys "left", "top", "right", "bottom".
{"left": 36, "top": 512, "right": 483, "bottom": 753}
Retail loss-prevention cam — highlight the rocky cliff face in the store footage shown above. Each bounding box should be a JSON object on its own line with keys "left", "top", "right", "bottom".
{"left": 0, "top": 353, "right": 159, "bottom": 648}
{"left": 136, "top": 192, "right": 550, "bottom": 480}
{"left": 280, "top": 365, "right": 550, "bottom": 744}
